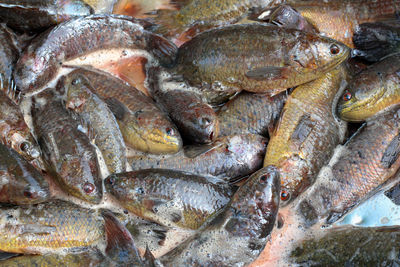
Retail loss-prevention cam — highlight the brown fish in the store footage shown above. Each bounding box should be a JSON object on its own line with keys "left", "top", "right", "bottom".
{"left": 128, "top": 134, "right": 267, "bottom": 183}
{"left": 32, "top": 90, "right": 102, "bottom": 204}
{"left": 173, "top": 23, "right": 350, "bottom": 105}
{"left": 264, "top": 66, "right": 347, "bottom": 205}
{"left": 14, "top": 14, "right": 177, "bottom": 95}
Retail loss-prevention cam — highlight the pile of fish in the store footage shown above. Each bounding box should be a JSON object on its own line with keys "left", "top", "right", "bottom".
{"left": 0, "top": 0, "right": 399, "bottom": 266}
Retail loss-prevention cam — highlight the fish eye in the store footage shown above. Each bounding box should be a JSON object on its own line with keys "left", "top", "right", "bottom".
{"left": 23, "top": 189, "right": 35, "bottom": 199}
{"left": 83, "top": 182, "right": 95, "bottom": 194}
{"left": 19, "top": 142, "right": 30, "bottom": 152}
{"left": 330, "top": 44, "right": 340, "bottom": 55}
{"left": 260, "top": 174, "right": 269, "bottom": 183}
{"left": 280, "top": 190, "right": 290, "bottom": 202}
{"left": 71, "top": 78, "right": 81, "bottom": 85}
{"left": 107, "top": 176, "right": 115, "bottom": 185}
{"left": 136, "top": 187, "right": 145, "bottom": 194}
{"left": 165, "top": 128, "right": 174, "bottom": 135}
{"left": 343, "top": 92, "right": 352, "bottom": 101}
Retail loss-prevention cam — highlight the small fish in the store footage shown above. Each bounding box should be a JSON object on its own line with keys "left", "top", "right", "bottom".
{"left": 264, "top": 66, "right": 347, "bottom": 205}
{"left": 128, "top": 134, "right": 267, "bottom": 183}
{"left": 0, "top": 0, "right": 94, "bottom": 32}
{"left": 299, "top": 106, "right": 400, "bottom": 225}
{"left": 149, "top": 68, "right": 219, "bottom": 144}
{"left": 353, "top": 22, "right": 400, "bottom": 62}
{"left": 0, "top": 200, "right": 105, "bottom": 254}
{"left": 173, "top": 23, "right": 349, "bottom": 105}
{"left": 32, "top": 90, "right": 103, "bottom": 204}
{"left": 160, "top": 166, "right": 280, "bottom": 266}
{"left": 64, "top": 67, "right": 182, "bottom": 154}
{"left": 338, "top": 53, "right": 400, "bottom": 122}
{"left": 0, "top": 143, "right": 49, "bottom": 204}
{"left": 105, "top": 169, "right": 233, "bottom": 230}
{"left": 217, "top": 91, "right": 287, "bottom": 137}
{"left": 64, "top": 72, "right": 127, "bottom": 174}
{"left": 14, "top": 14, "right": 178, "bottom": 95}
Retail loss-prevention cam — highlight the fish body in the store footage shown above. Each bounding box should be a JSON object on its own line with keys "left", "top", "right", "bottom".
{"left": 0, "top": 0, "right": 94, "bottom": 32}
{"left": 264, "top": 66, "right": 347, "bottom": 204}
{"left": 129, "top": 134, "right": 267, "bottom": 182}
{"left": 174, "top": 24, "right": 349, "bottom": 104}
{"left": 161, "top": 166, "right": 280, "bottom": 266}
{"left": 14, "top": 14, "right": 177, "bottom": 95}
{"left": 338, "top": 53, "right": 400, "bottom": 122}
{"left": 64, "top": 72, "right": 127, "bottom": 174}
{"left": 0, "top": 143, "right": 49, "bottom": 204}
{"left": 218, "top": 91, "right": 287, "bottom": 137}
{"left": 0, "top": 24, "right": 19, "bottom": 94}
{"left": 0, "top": 200, "right": 105, "bottom": 254}
{"left": 105, "top": 169, "right": 233, "bottom": 230}
{"left": 65, "top": 67, "right": 182, "bottom": 154}
{"left": 32, "top": 90, "right": 102, "bottom": 204}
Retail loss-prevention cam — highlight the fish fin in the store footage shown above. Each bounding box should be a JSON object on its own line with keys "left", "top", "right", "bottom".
{"left": 290, "top": 114, "right": 315, "bottom": 146}
{"left": 143, "top": 245, "right": 157, "bottom": 267}
{"left": 381, "top": 134, "right": 400, "bottom": 169}
{"left": 183, "top": 142, "right": 224, "bottom": 158}
{"left": 0, "top": 251, "right": 18, "bottom": 260}
{"left": 19, "top": 224, "right": 56, "bottom": 235}
{"left": 245, "top": 66, "right": 289, "bottom": 81}
{"left": 143, "top": 198, "right": 169, "bottom": 213}
{"left": 385, "top": 182, "right": 400, "bottom": 205}
{"left": 102, "top": 210, "right": 144, "bottom": 265}
{"left": 105, "top": 98, "right": 130, "bottom": 121}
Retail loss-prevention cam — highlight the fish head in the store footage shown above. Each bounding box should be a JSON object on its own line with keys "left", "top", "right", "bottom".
{"left": 10, "top": 132, "right": 41, "bottom": 161}
{"left": 14, "top": 182, "right": 50, "bottom": 205}
{"left": 337, "top": 71, "right": 385, "bottom": 122}
{"left": 65, "top": 74, "right": 92, "bottom": 111}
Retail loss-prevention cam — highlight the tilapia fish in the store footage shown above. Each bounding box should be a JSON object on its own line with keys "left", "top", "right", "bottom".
{"left": 338, "top": 53, "right": 400, "bottom": 122}
{"left": 64, "top": 72, "right": 127, "bottom": 174}
{"left": 353, "top": 22, "right": 400, "bottom": 62}
{"left": 264, "top": 66, "right": 347, "bottom": 205}
{"left": 0, "top": 143, "right": 49, "bottom": 204}
{"left": 0, "top": 200, "right": 105, "bottom": 254}
{"left": 32, "top": 90, "right": 102, "bottom": 204}
{"left": 105, "top": 169, "right": 233, "bottom": 230}
{"left": 0, "top": 0, "right": 93, "bottom": 32}
{"left": 148, "top": 68, "right": 218, "bottom": 144}
{"left": 14, "top": 14, "right": 177, "bottom": 95}
{"left": 128, "top": 134, "right": 267, "bottom": 182}
{"left": 299, "top": 106, "right": 400, "bottom": 225}
{"left": 284, "top": 0, "right": 400, "bottom": 48}
{"left": 64, "top": 67, "right": 182, "bottom": 154}
{"left": 173, "top": 23, "right": 349, "bottom": 105}
{"left": 161, "top": 166, "right": 280, "bottom": 266}
{"left": 218, "top": 91, "right": 287, "bottom": 137}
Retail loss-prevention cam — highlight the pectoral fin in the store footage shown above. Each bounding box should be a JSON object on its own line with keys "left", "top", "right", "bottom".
{"left": 245, "top": 66, "right": 288, "bottom": 81}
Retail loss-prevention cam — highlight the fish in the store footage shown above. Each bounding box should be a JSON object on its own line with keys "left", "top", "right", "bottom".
{"left": 264, "top": 66, "right": 347, "bottom": 205}
{"left": 128, "top": 134, "right": 267, "bottom": 183}
{"left": 0, "top": 200, "right": 105, "bottom": 254}
{"left": 0, "top": 24, "right": 19, "bottom": 95}
{"left": 173, "top": 23, "right": 350, "bottom": 105}
{"left": 0, "top": 143, "right": 49, "bottom": 204}
{"left": 160, "top": 166, "right": 280, "bottom": 266}
{"left": 283, "top": 0, "right": 400, "bottom": 48}
{"left": 150, "top": 0, "right": 280, "bottom": 44}
{"left": 0, "top": 0, "right": 94, "bottom": 32}
{"left": 63, "top": 72, "right": 127, "bottom": 174}
{"left": 148, "top": 67, "right": 219, "bottom": 144}
{"left": 63, "top": 67, "right": 182, "bottom": 154}
{"left": 338, "top": 53, "right": 400, "bottom": 122}
{"left": 298, "top": 106, "right": 400, "bottom": 225}
{"left": 104, "top": 169, "right": 234, "bottom": 230}
{"left": 217, "top": 91, "right": 287, "bottom": 137}
{"left": 353, "top": 22, "right": 400, "bottom": 62}
{"left": 31, "top": 89, "right": 103, "bottom": 204}
{"left": 14, "top": 14, "right": 178, "bottom": 95}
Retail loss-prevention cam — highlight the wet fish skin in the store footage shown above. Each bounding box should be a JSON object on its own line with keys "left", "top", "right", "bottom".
{"left": 353, "top": 22, "right": 400, "bottom": 62}
{"left": 338, "top": 53, "right": 400, "bottom": 122}
{"left": 14, "top": 14, "right": 178, "bottom": 94}
{"left": 0, "top": 24, "right": 19, "bottom": 93}
{"left": 105, "top": 169, "right": 233, "bottom": 230}
{"left": 66, "top": 67, "right": 182, "bottom": 154}
{"left": 0, "top": 0, "right": 94, "bottom": 32}
{"left": 32, "top": 90, "right": 102, "bottom": 204}
{"left": 0, "top": 143, "right": 49, "bottom": 204}
{"left": 218, "top": 91, "right": 287, "bottom": 137}
{"left": 129, "top": 134, "right": 267, "bottom": 183}
{"left": 299, "top": 106, "right": 400, "bottom": 225}
{"left": 161, "top": 166, "right": 280, "bottom": 266}
{"left": 174, "top": 24, "right": 349, "bottom": 104}
{"left": 264, "top": 66, "right": 347, "bottom": 205}
{"left": 0, "top": 200, "right": 105, "bottom": 254}
{"left": 64, "top": 72, "right": 127, "bottom": 174}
